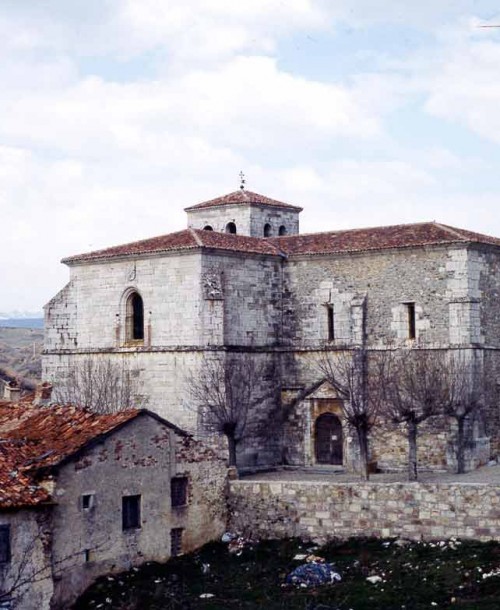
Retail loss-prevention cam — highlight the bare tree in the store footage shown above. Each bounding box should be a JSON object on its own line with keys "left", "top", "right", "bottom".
{"left": 315, "top": 348, "right": 387, "bottom": 480}
{"left": 52, "top": 357, "right": 147, "bottom": 413}
{"left": 444, "top": 352, "right": 493, "bottom": 474}
{"left": 185, "top": 353, "right": 274, "bottom": 468}
{"left": 382, "top": 348, "right": 456, "bottom": 481}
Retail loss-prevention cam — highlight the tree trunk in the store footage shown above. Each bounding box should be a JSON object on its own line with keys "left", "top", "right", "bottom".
{"left": 227, "top": 434, "right": 238, "bottom": 468}
{"left": 357, "top": 426, "right": 370, "bottom": 481}
{"left": 456, "top": 416, "right": 466, "bottom": 474}
{"left": 407, "top": 419, "right": 418, "bottom": 481}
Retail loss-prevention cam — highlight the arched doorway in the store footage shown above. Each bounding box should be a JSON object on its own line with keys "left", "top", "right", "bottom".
{"left": 314, "top": 413, "right": 343, "bottom": 465}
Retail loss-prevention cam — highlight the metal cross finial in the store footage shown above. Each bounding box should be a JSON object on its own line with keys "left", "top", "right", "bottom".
{"left": 239, "top": 171, "right": 246, "bottom": 191}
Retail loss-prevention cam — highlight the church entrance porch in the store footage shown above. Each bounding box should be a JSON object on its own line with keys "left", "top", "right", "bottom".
{"left": 314, "top": 412, "right": 343, "bottom": 465}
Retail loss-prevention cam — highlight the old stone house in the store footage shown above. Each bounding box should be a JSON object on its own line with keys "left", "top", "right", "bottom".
{"left": 43, "top": 188, "right": 500, "bottom": 472}
{"left": 0, "top": 392, "right": 227, "bottom": 609}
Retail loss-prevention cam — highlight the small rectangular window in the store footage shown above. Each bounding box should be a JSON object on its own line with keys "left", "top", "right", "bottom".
{"left": 327, "top": 304, "right": 335, "bottom": 341}
{"left": 406, "top": 303, "right": 416, "bottom": 339}
{"left": 82, "top": 494, "right": 94, "bottom": 510}
{"left": 122, "top": 495, "right": 141, "bottom": 530}
{"left": 171, "top": 477, "right": 188, "bottom": 508}
{"left": 0, "top": 525, "right": 11, "bottom": 563}
{"left": 170, "top": 528, "right": 183, "bottom": 557}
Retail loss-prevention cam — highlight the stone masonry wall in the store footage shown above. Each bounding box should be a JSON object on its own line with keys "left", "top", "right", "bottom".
{"left": 187, "top": 204, "right": 299, "bottom": 238}
{"left": 51, "top": 414, "right": 227, "bottom": 609}
{"left": 229, "top": 480, "right": 500, "bottom": 543}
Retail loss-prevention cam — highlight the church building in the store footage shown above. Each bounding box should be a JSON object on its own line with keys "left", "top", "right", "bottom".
{"left": 43, "top": 188, "right": 500, "bottom": 472}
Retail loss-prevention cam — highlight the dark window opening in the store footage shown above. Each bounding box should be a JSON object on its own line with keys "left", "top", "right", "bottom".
{"left": 126, "top": 292, "right": 144, "bottom": 342}
{"left": 225, "top": 222, "right": 237, "bottom": 234}
{"left": 0, "top": 525, "right": 11, "bottom": 563}
{"left": 263, "top": 223, "right": 272, "bottom": 237}
{"left": 203, "top": 225, "right": 213, "bottom": 231}
{"left": 327, "top": 304, "right": 335, "bottom": 341}
{"left": 278, "top": 225, "right": 287, "bottom": 236}
{"left": 84, "top": 549, "right": 91, "bottom": 563}
{"left": 122, "top": 495, "right": 141, "bottom": 530}
{"left": 406, "top": 302, "right": 416, "bottom": 339}
{"left": 82, "top": 494, "right": 94, "bottom": 510}
{"left": 170, "top": 528, "right": 183, "bottom": 556}
{"left": 171, "top": 476, "right": 188, "bottom": 508}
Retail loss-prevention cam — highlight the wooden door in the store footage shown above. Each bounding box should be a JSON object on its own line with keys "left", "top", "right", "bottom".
{"left": 314, "top": 413, "right": 343, "bottom": 465}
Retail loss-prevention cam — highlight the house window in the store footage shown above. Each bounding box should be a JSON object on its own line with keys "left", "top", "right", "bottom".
{"left": 171, "top": 476, "right": 188, "bottom": 508}
{"left": 326, "top": 304, "right": 335, "bottom": 341}
{"left": 278, "top": 225, "right": 287, "bottom": 236}
{"left": 82, "top": 494, "right": 94, "bottom": 510}
{"left": 122, "top": 495, "right": 141, "bottom": 530}
{"left": 263, "top": 223, "right": 272, "bottom": 237}
{"left": 406, "top": 302, "right": 416, "bottom": 339}
{"left": 125, "top": 292, "right": 144, "bottom": 342}
{"left": 0, "top": 525, "right": 10, "bottom": 563}
{"left": 170, "top": 528, "right": 183, "bottom": 557}
{"left": 225, "top": 222, "right": 237, "bottom": 234}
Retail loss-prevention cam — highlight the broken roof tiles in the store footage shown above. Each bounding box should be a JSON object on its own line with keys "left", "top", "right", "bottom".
{"left": 184, "top": 189, "right": 303, "bottom": 212}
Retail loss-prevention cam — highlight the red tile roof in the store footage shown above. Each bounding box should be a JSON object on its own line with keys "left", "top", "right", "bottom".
{"left": 0, "top": 401, "right": 142, "bottom": 508}
{"left": 63, "top": 228, "right": 283, "bottom": 264}
{"left": 269, "top": 221, "right": 500, "bottom": 256}
{"left": 184, "top": 189, "right": 303, "bottom": 212}
{"left": 63, "top": 221, "right": 500, "bottom": 264}
{"left": 0, "top": 442, "right": 50, "bottom": 509}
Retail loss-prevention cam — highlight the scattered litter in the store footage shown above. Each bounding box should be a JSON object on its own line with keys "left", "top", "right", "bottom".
{"left": 199, "top": 593, "right": 215, "bottom": 599}
{"left": 202, "top": 563, "right": 210, "bottom": 574}
{"left": 286, "top": 562, "right": 341, "bottom": 587}
{"left": 366, "top": 575, "right": 383, "bottom": 584}
{"left": 228, "top": 536, "right": 247, "bottom": 555}
{"left": 293, "top": 553, "right": 308, "bottom": 561}
{"left": 306, "top": 554, "right": 325, "bottom": 563}
{"left": 221, "top": 532, "right": 236, "bottom": 543}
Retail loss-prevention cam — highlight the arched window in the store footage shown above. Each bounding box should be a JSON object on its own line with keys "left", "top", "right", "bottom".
{"left": 263, "top": 223, "right": 272, "bottom": 237}
{"left": 279, "top": 225, "right": 287, "bottom": 236}
{"left": 203, "top": 225, "right": 213, "bottom": 231}
{"left": 225, "top": 222, "right": 237, "bottom": 234}
{"left": 126, "top": 292, "right": 144, "bottom": 342}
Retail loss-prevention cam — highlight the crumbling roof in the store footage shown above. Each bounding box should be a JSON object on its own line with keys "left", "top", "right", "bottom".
{"left": 269, "top": 221, "right": 500, "bottom": 256}
{"left": 0, "top": 442, "right": 51, "bottom": 509}
{"left": 184, "top": 189, "right": 303, "bottom": 212}
{"left": 0, "top": 400, "right": 189, "bottom": 509}
{"left": 63, "top": 228, "right": 283, "bottom": 264}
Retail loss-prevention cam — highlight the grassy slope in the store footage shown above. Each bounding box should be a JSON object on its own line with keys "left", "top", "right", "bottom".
{"left": 74, "top": 537, "right": 500, "bottom": 609}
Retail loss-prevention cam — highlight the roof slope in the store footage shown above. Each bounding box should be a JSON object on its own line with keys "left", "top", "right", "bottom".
{"left": 0, "top": 401, "right": 141, "bottom": 508}
{"left": 184, "top": 189, "right": 303, "bottom": 212}
{"left": 63, "top": 221, "right": 500, "bottom": 265}
{"left": 269, "top": 221, "right": 500, "bottom": 256}
{"left": 63, "top": 228, "right": 283, "bottom": 264}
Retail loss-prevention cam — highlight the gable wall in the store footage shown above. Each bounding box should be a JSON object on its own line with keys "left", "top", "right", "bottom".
{"left": 50, "top": 415, "right": 226, "bottom": 608}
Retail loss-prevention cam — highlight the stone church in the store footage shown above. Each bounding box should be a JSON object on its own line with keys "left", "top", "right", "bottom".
{"left": 43, "top": 188, "right": 500, "bottom": 472}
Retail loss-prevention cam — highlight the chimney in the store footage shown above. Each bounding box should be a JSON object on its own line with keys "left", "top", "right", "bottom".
{"left": 34, "top": 382, "right": 53, "bottom": 406}
{"left": 5, "top": 380, "right": 21, "bottom": 403}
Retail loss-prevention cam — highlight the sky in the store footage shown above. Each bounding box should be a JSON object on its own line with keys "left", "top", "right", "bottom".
{"left": 3, "top": 1, "right": 500, "bottom": 314}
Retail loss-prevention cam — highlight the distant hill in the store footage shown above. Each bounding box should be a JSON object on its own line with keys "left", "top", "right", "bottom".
{"left": 0, "top": 318, "right": 44, "bottom": 329}
{"left": 0, "top": 326, "right": 43, "bottom": 385}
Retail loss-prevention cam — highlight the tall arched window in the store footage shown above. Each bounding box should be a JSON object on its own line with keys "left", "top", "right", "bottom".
{"left": 263, "top": 223, "right": 272, "bottom": 237}
{"left": 225, "top": 222, "right": 237, "bottom": 234}
{"left": 279, "top": 225, "right": 287, "bottom": 236}
{"left": 126, "top": 292, "right": 144, "bottom": 342}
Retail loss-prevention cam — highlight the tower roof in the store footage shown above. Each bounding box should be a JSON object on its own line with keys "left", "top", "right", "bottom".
{"left": 184, "top": 189, "right": 303, "bottom": 212}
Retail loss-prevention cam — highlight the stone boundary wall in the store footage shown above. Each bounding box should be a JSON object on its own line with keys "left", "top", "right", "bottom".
{"left": 228, "top": 480, "right": 500, "bottom": 542}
